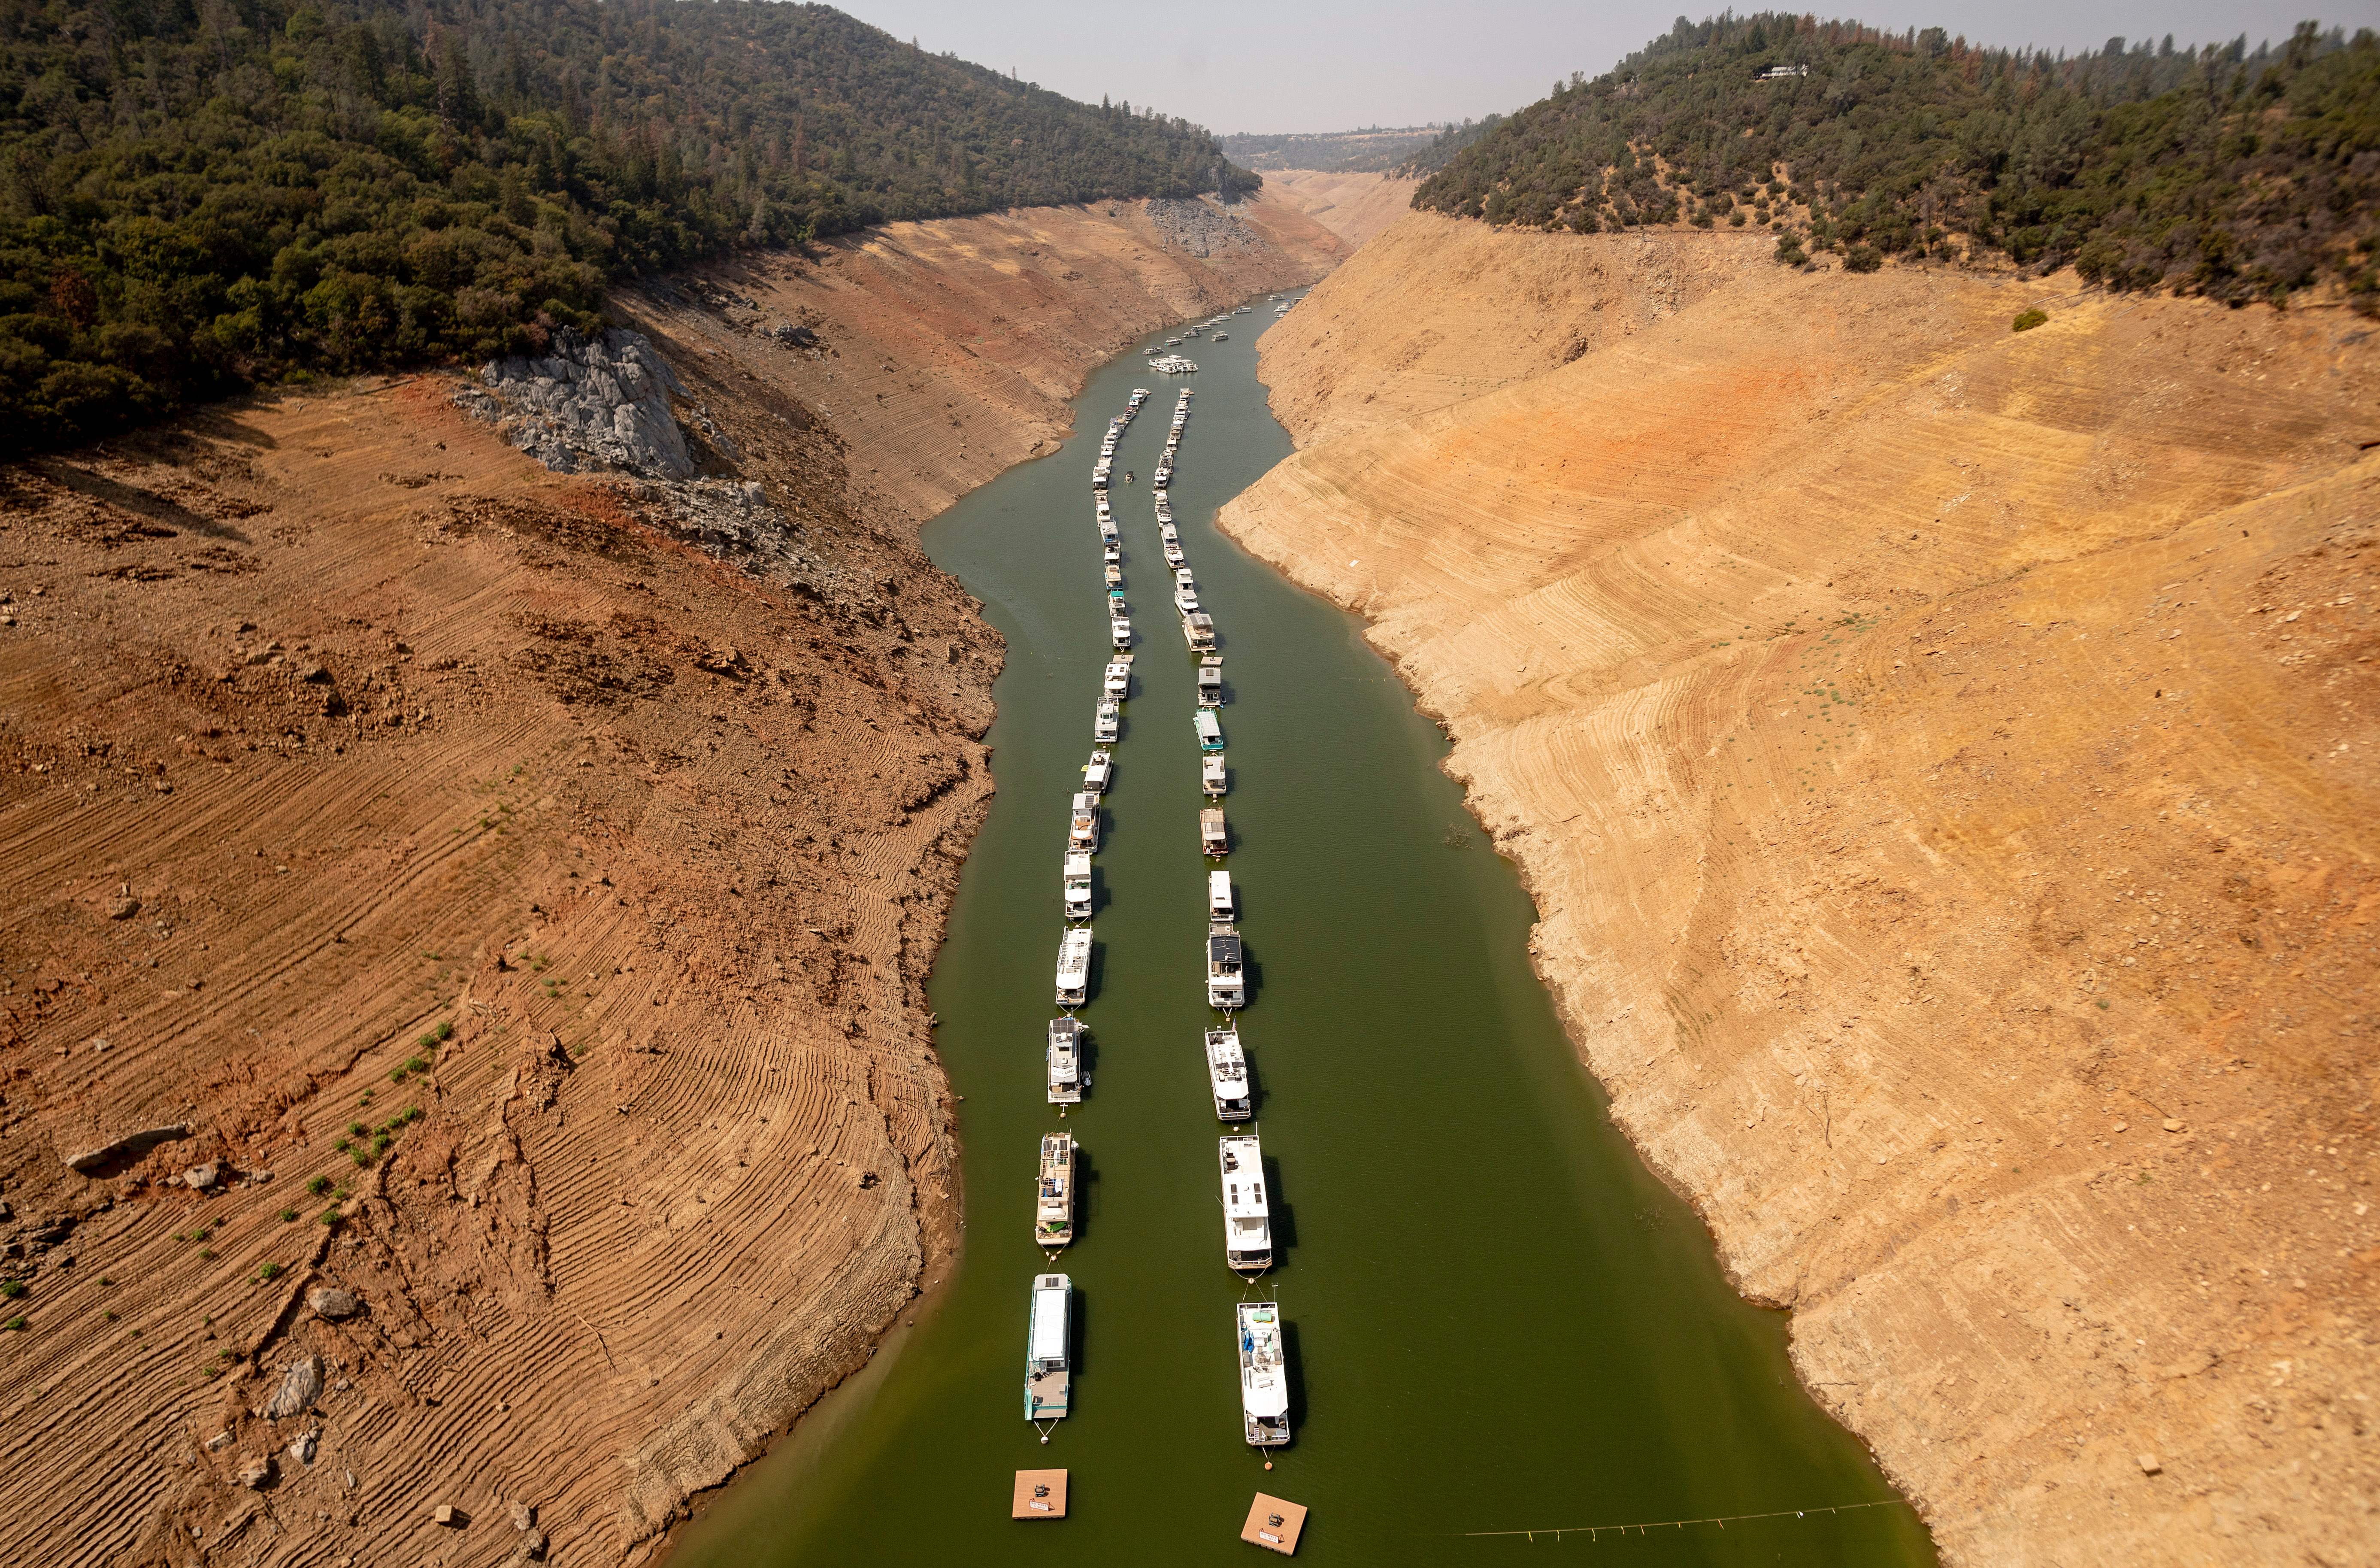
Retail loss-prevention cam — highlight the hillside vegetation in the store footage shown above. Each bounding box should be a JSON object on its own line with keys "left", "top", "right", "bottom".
{"left": 0, "top": 0, "right": 1248, "bottom": 449}
{"left": 1221, "top": 126, "right": 1446, "bottom": 172}
{"left": 1414, "top": 13, "right": 2378, "bottom": 309}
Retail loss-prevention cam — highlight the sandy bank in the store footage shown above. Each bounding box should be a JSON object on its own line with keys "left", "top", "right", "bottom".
{"left": 0, "top": 191, "right": 1343, "bottom": 1566}
{"left": 1258, "top": 170, "right": 1418, "bottom": 249}
{"left": 1222, "top": 212, "right": 2378, "bottom": 1565}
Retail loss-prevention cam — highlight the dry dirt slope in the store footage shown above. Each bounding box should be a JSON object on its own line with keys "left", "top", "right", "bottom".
{"left": 1224, "top": 213, "right": 2379, "bottom": 1566}
{"left": 0, "top": 192, "right": 1344, "bottom": 1568}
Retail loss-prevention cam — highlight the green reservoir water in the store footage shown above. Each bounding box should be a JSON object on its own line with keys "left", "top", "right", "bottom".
{"left": 666, "top": 299, "right": 1937, "bottom": 1565}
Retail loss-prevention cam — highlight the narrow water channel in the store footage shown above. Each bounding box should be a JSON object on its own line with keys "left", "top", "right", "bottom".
{"left": 666, "top": 297, "right": 1937, "bottom": 1565}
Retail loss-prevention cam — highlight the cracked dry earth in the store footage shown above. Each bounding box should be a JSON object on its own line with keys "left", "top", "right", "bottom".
{"left": 0, "top": 370, "right": 998, "bottom": 1565}
{"left": 1225, "top": 215, "right": 2380, "bottom": 1566}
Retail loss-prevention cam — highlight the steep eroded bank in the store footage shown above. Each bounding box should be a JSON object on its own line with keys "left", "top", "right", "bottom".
{"left": 1222, "top": 214, "right": 2378, "bottom": 1566}
{"left": 0, "top": 193, "right": 1342, "bottom": 1567}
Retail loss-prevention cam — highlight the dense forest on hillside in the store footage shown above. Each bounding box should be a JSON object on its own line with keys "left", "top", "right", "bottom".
{"left": 1414, "top": 15, "right": 2378, "bottom": 311}
{"left": 0, "top": 0, "right": 1248, "bottom": 449}
{"left": 1220, "top": 126, "right": 1446, "bottom": 172}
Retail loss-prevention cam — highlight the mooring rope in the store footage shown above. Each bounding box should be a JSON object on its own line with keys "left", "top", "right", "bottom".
{"left": 1456, "top": 1497, "right": 1908, "bottom": 1541}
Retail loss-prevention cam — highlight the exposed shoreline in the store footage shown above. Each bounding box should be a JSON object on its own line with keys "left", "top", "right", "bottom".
{"left": 1219, "top": 212, "right": 2380, "bottom": 1565}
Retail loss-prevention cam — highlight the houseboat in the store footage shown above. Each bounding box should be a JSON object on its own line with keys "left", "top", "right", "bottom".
{"left": 1025, "top": 1274, "right": 1072, "bottom": 1421}
{"left": 1202, "top": 754, "right": 1227, "bottom": 796}
{"left": 1063, "top": 852, "right": 1093, "bottom": 922}
{"left": 1164, "top": 537, "right": 1186, "bottom": 567}
{"left": 1197, "top": 656, "right": 1223, "bottom": 707}
{"left": 1081, "top": 748, "right": 1112, "bottom": 793}
{"left": 1109, "top": 612, "right": 1132, "bottom": 650}
{"left": 1035, "top": 1134, "right": 1076, "bottom": 1250}
{"left": 1206, "top": 921, "right": 1245, "bottom": 1009}
{"left": 1219, "top": 1134, "right": 1272, "bottom": 1273}
{"left": 1200, "top": 807, "right": 1228, "bottom": 857}
{"left": 1237, "top": 1301, "right": 1290, "bottom": 1446}
{"left": 1205, "top": 1026, "right": 1251, "bottom": 1120}
{"left": 1208, "top": 870, "right": 1234, "bottom": 920}
{"left": 1194, "top": 710, "right": 1223, "bottom": 752}
{"left": 1056, "top": 927, "right": 1093, "bottom": 1007}
{"left": 1104, "top": 563, "right": 1122, "bottom": 588}
{"left": 1182, "top": 612, "right": 1216, "bottom": 652}
{"left": 1102, "top": 540, "right": 1120, "bottom": 564}
{"left": 1046, "top": 1017, "right": 1084, "bottom": 1104}
{"left": 1068, "top": 792, "right": 1099, "bottom": 852}
{"left": 1173, "top": 584, "right": 1200, "bottom": 616}
{"left": 1103, "top": 658, "right": 1132, "bottom": 698}
{"left": 1093, "top": 700, "right": 1120, "bottom": 742}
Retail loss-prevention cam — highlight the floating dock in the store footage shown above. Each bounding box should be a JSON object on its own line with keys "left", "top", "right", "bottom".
{"left": 1240, "top": 1493, "right": 1306, "bottom": 1554}
{"left": 1012, "top": 1469, "right": 1068, "bottom": 1519}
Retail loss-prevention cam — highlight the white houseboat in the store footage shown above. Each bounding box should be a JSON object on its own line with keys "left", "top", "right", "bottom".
{"left": 1104, "top": 563, "right": 1122, "bottom": 588}
{"left": 1182, "top": 612, "right": 1216, "bottom": 652}
{"left": 1063, "top": 852, "right": 1093, "bottom": 922}
{"left": 1206, "top": 921, "right": 1245, "bottom": 1009}
{"left": 1025, "top": 1274, "right": 1072, "bottom": 1421}
{"left": 1200, "top": 807, "right": 1228, "bottom": 857}
{"left": 1081, "top": 748, "right": 1112, "bottom": 793}
{"left": 1035, "top": 1133, "right": 1076, "bottom": 1250}
{"left": 1206, "top": 1026, "right": 1251, "bottom": 1120}
{"left": 1197, "top": 656, "right": 1223, "bottom": 707}
{"left": 1093, "top": 700, "right": 1120, "bottom": 742}
{"left": 1237, "top": 1301, "right": 1290, "bottom": 1446}
{"left": 1046, "top": 1016, "right": 1084, "bottom": 1104}
{"left": 1219, "top": 1134, "right": 1272, "bottom": 1273}
{"left": 1194, "top": 710, "right": 1223, "bottom": 752}
{"left": 1056, "top": 927, "right": 1093, "bottom": 1007}
{"left": 1068, "top": 792, "right": 1099, "bottom": 853}
{"left": 1202, "top": 753, "right": 1227, "bottom": 795}
{"left": 1109, "top": 613, "right": 1132, "bottom": 650}
{"left": 1208, "top": 870, "right": 1234, "bottom": 919}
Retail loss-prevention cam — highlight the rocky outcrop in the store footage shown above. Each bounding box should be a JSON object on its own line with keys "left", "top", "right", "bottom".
{"left": 64, "top": 1124, "right": 189, "bottom": 1174}
{"left": 455, "top": 328, "right": 696, "bottom": 479}
{"left": 1146, "top": 196, "right": 1263, "bottom": 257}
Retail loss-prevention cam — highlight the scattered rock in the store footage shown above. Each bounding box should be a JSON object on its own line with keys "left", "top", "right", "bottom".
{"left": 65, "top": 1124, "right": 191, "bottom": 1175}
{"left": 509, "top": 1500, "right": 537, "bottom": 1531}
{"left": 516, "top": 1526, "right": 549, "bottom": 1561}
{"left": 236, "top": 1455, "right": 275, "bottom": 1489}
{"left": 306, "top": 1287, "right": 362, "bottom": 1320}
{"left": 288, "top": 1431, "right": 317, "bottom": 1465}
{"left": 264, "top": 1354, "right": 322, "bottom": 1420}
{"left": 433, "top": 1501, "right": 461, "bottom": 1526}
{"left": 855, "top": 1170, "right": 879, "bottom": 1190}
{"left": 107, "top": 891, "right": 140, "bottom": 920}
{"left": 183, "top": 1163, "right": 222, "bottom": 1192}
{"left": 769, "top": 322, "right": 818, "bottom": 348}
{"left": 2162, "top": 1118, "right": 2186, "bottom": 1132}
{"left": 2137, "top": 1453, "right": 2162, "bottom": 1475}
{"left": 205, "top": 1431, "right": 233, "bottom": 1453}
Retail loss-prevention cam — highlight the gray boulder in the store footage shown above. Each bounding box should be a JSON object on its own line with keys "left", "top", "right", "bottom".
{"left": 306, "top": 1286, "right": 361, "bottom": 1320}
{"left": 264, "top": 1354, "right": 322, "bottom": 1420}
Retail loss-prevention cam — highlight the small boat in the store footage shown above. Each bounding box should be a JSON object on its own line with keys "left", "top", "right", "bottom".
{"left": 1208, "top": 869, "right": 1234, "bottom": 920}
{"left": 1213, "top": 332, "right": 1227, "bottom": 341}
{"left": 1206, "top": 1027, "right": 1251, "bottom": 1120}
{"left": 1206, "top": 921, "right": 1245, "bottom": 1009}
{"left": 1200, "top": 807, "right": 1227, "bottom": 857}
{"left": 1069, "top": 792, "right": 1099, "bottom": 852}
{"left": 1081, "top": 748, "right": 1112, "bottom": 793}
{"left": 1194, "top": 710, "right": 1223, "bottom": 753}
{"left": 1035, "top": 1133, "right": 1076, "bottom": 1250}
{"left": 1237, "top": 1301, "right": 1290, "bottom": 1445}
{"left": 1202, "top": 754, "right": 1227, "bottom": 795}
{"left": 1154, "top": 466, "right": 1173, "bottom": 487}
{"left": 1063, "top": 851, "right": 1093, "bottom": 922}
{"left": 1026, "top": 1274, "right": 1072, "bottom": 1421}
{"left": 1047, "top": 1017, "right": 1085, "bottom": 1103}
{"left": 1093, "top": 700, "right": 1120, "bottom": 742}
{"left": 1219, "top": 1135, "right": 1272, "bottom": 1273}
{"left": 1056, "top": 927, "right": 1093, "bottom": 1007}
{"left": 1104, "top": 563, "right": 1122, "bottom": 588}
{"left": 1197, "top": 656, "right": 1223, "bottom": 707}
{"left": 1103, "top": 659, "right": 1131, "bottom": 698}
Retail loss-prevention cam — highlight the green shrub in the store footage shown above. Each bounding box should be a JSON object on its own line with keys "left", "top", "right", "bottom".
{"left": 4, "top": 1316, "right": 24, "bottom": 1332}
{"left": 280, "top": 1207, "right": 299, "bottom": 1223}
{"left": 2012, "top": 308, "right": 2049, "bottom": 333}
{"left": 307, "top": 1176, "right": 332, "bottom": 1196}
{"left": 1844, "top": 244, "right": 1883, "bottom": 274}
{"left": 0, "top": 1280, "right": 25, "bottom": 1299}
{"left": 257, "top": 1262, "right": 285, "bottom": 1282}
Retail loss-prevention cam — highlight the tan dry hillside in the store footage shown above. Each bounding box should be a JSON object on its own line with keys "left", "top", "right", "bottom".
{"left": 1258, "top": 170, "right": 1419, "bottom": 249}
{"left": 0, "top": 194, "right": 1342, "bottom": 1568}
{"left": 1224, "top": 213, "right": 2379, "bottom": 1566}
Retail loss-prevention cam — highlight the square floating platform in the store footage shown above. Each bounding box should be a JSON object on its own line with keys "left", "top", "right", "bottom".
{"left": 1012, "top": 1469, "right": 1068, "bottom": 1520}
{"left": 1241, "top": 1493, "right": 1307, "bottom": 1555}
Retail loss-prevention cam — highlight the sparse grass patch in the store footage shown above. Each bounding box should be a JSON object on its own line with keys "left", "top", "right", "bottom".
{"left": 0, "top": 1280, "right": 26, "bottom": 1299}
{"left": 2012, "top": 308, "right": 2048, "bottom": 333}
{"left": 6, "top": 1316, "right": 26, "bottom": 1332}
{"left": 318, "top": 1207, "right": 343, "bottom": 1227}
{"left": 280, "top": 1207, "right": 298, "bottom": 1222}
{"left": 307, "top": 1176, "right": 331, "bottom": 1196}
{"left": 257, "top": 1262, "right": 284, "bottom": 1282}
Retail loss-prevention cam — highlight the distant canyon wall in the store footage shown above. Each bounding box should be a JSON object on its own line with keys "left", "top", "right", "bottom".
{"left": 1223, "top": 212, "right": 2378, "bottom": 1566}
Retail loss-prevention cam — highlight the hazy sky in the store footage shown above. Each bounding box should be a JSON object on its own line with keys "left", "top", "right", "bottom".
{"left": 840, "top": 0, "right": 2377, "bottom": 133}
